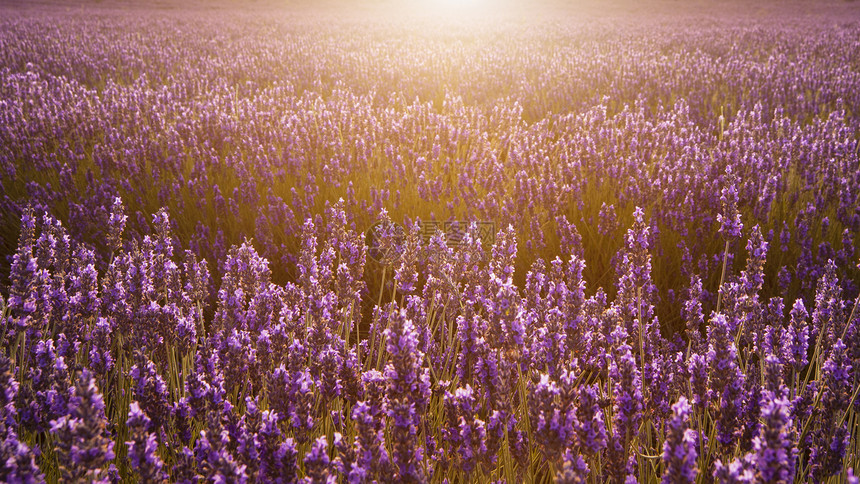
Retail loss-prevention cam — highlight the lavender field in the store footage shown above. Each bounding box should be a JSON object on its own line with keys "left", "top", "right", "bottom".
{"left": 1, "top": 1, "right": 860, "bottom": 482}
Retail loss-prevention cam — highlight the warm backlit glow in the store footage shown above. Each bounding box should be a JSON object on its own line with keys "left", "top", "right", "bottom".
{"left": 407, "top": 0, "right": 495, "bottom": 18}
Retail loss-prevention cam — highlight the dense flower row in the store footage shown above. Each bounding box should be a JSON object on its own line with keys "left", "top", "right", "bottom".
{"left": 1, "top": 199, "right": 858, "bottom": 482}
{"left": 1, "top": 4, "right": 860, "bottom": 483}
{"left": 1, "top": 9, "right": 858, "bottom": 320}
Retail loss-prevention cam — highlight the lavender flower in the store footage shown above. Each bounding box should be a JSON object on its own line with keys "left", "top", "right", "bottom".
{"left": 752, "top": 394, "right": 795, "bottom": 484}
{"left": 0, "top": 420, "right": 44, "bottom": 484}
{"left": 683, "top": 275, "right": 705, "bottom": 353}
{"left": 556, "top": 450, "right": 589, "bottom": 484}
{"left": 598, "top": 202, "right": 619, "bottom": 237}
{"left": 688, "top": 353, "right": 709, "bottom": 413}
{"left": 529, "top": 373, "right": 573, "bottom": 464}
{"left": 0, "top": 355, "right": 43, "bottom": 484}
{"left": 393, "top": 222, "right": 420, "bottom": 294}
{"left": 786, "top": 298, "right": 809, "bottom": 375}
{"left": 106, "top": 197, "right": 127, "bottom": 255}
{"left": 808, "top": 426, "right": 850, "bottom": 484}
{"left": 556, "top": 214, "right": 584, "bottom": 259}
{"left": 610, "top": 341, "right": 642, "bottom": 452}
{"left": 661, "top": 396, "right": 697, "bottom": 484}
{"left": 441, "top": 385, "right": 489, "bottom": 476}
{"left": 214, "top": 240, "right": 274, "bottom": 334}
{"left": 807, "top": 339, "right": 852, "bottom": 482}
{"left": 346, "top": 400, "right": 393, "bottom": 482}
{"left": 218, "top": 328, "right": 259, "bottom": 397}
{"left": 811, "top": 260, "right": 845, "bottom": 351}
{"left": 706, "top": 313, "right": 745, "bottom": 449}
{"left": 302, "top": 435, "right": 336, "bottom": 484}
{"left": 821, "top": 339, "right": 852, "bottom": 417}
{"left": 50, "top": 370, "right": 115, "bottom": 483}
{"left": 267, "top": 364, "right": 315, "bottom": 444}
{"left": 194, "top": 411, "right": 248, "bottom": 484}
{"left": 740, "top": 224, "right": 768, "bottom": 296}
{"left": 624, "top": 206, "right": 652, "bottom": 290}
{"left": 574, "top": 383, "right": 607, "bottom": 456}
{"left": 171, "top": 446, "right": 198, "bottom": 484}
{"left": 713, "top": 456, "right": 755, "bottom": 483}
{"left": 382, "top": 309, "right": 431, "bottom": 481}
{"left": 717, "top": 166, "right": 743, "bottom": 240}
{"left": 126, "top": 402, "right": 167, "bottom": 483}
{"left": 257, "top": 411, "right": 299, "bottom": 483}
{"left": 87, "top": 317, "right": 114, "bottom": 377}
{"left": 19, "top": 339, "right": 71, "bottom": 434}
{"left": 739, "top": 380, "right": 762, "bottom": 453}
{"left": 0, "top": 354, "right": 19, "bottom": 421}
{"left": 130, "top": 353, "right": 171, "bottom": 434}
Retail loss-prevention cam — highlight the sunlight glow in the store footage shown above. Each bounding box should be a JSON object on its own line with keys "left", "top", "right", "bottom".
{"left": 408, "top": 0, "right": 495, "bottom": 18}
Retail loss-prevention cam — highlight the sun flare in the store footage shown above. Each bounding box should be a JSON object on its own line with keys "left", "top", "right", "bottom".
{"left": 409, "top": 0, "right": 494, "bottom": 18}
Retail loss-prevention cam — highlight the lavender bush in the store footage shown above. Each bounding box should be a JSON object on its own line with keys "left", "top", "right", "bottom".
{"left": 1, "top": 2, "right": 859, "bottom": 482}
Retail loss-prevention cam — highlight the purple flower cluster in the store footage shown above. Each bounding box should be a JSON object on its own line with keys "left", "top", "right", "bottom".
{"left": 2, "top": 174, "right": 859, "bottom": 483}
{"left": 1, "top": 4, "right": 860, "bottom": 483}
{"left": 662, "top": 397, "right": 697, "bottom": 484}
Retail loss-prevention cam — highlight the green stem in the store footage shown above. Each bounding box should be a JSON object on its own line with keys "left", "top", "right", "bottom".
{"left": 366, "top": 266, "right": 387, "bottom": 370}
{"left": 715, "top": 240, "right": 730, "bottom": 315}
